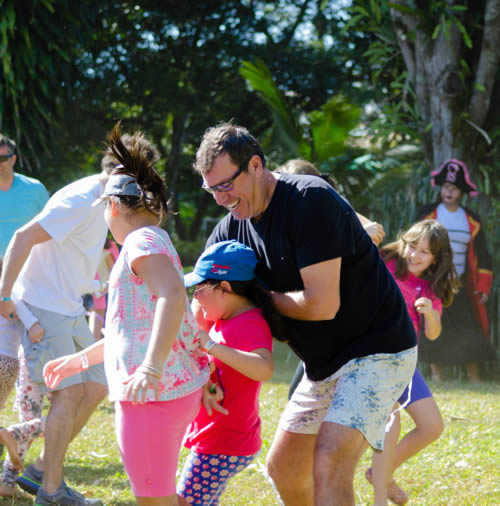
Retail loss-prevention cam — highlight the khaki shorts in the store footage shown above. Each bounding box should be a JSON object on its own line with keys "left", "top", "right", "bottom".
{"left": 21, "top": 303, "right": 107, "bottom": 393}
{"left": 279, "top": 346, "right": 417, "bottom": 450}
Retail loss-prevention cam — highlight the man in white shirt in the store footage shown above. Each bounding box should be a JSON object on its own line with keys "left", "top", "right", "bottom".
{"left": 0, "top": 172, "right": 109, "bottom": 505}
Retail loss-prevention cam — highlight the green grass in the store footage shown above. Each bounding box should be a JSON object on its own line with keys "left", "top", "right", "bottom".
{"left": 1, "top": 343, "right": 499, "bottom": 504}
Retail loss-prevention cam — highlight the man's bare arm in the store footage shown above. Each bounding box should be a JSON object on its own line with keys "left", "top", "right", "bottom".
{"left": 271, "top": 257, "right": 341, "bottom": 321}
{"left": 0, "top": 221, "right": 51, "bottom": 319}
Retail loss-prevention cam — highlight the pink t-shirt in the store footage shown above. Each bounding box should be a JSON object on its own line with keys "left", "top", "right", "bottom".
{"left": 183, "top": 308, "right": 273, "bottom": 456}
{"left": 385, "top": 259, "right": 442, "bottom": 338}
{"left": 104, "top": 226, "right": 209, "bottom": 402}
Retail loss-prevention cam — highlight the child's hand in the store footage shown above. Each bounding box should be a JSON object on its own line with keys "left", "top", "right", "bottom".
{"left": 123, "top": 367, "right": 160, "bottom": 404}
{"left": 364, "top": 221, "right": 385, "bottom": 246}
{"left": 473, "top": 291, "right": 488, "bottom": 304}
{"left": 43, "top": 353, "right": 81, "bottom": 390}
{"left": 198, "top": 329, "right": 210, "bottom": 349}
{"left": 415, "top": 297, "right": 433, "bottom": 314}
{"left": 202, "top": 382, "right": 228, "bottom": 416}
{"left": 29, "top": 322, "right": 45, "bottom": 343}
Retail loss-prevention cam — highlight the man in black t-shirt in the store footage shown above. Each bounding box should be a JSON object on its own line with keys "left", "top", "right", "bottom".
{"left": 193, "top": 123, "right": 417, "bottom": 506}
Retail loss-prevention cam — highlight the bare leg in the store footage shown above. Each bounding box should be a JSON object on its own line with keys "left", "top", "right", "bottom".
{"left": 28, "top": 381, "right": 106, "bottom": 479}
{"left": 41, "top": 384, "right": 84, "bottom": 493}
{"left": 69, "top": 382, "right": 107, "bottom": 439}
{"left": 465, "top": 363, "right": 481, "bottom": 383}
{"left": 0, "top": 428, "right": 22, "bottom": 470}
{"left": 266, "top": 429, "right": 316, "bottom": 506}
{"left": 41, "top": 381, "right": 106, "bottom": 494}
{"left": 371, "top": 408, "right": 400, "bottom": 505}
{"left": 430, "top": 364, "right": 442, "bottom": 382}
{"left": 137, "top": 495, "right": 179, "bottom": 505}
{"left": 392, "top": 397, "right": 443, "bottom": 471}
{"left": 0, "top": 483, "right": 29, "bottom": 498}
{"left": 314, "top": 422, "right": 368, "bottom": 506}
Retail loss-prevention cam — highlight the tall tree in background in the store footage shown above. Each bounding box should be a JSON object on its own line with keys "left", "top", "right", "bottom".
{"left": 347, "top": 0, "right": 500, "bottom": 173}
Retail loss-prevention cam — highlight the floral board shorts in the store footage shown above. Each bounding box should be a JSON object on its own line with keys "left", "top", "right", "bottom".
{"left": 279, "top": 346, "right": 417, "bottom": 451}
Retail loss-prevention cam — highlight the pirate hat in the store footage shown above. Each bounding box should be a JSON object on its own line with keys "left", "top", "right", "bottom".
{"left": 430, "top": 159, "right": 478, "bottom": 196}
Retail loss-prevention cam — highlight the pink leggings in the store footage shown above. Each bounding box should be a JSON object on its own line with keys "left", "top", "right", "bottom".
{"left": 115, "top": 388, "right": 202, "bottom": 497}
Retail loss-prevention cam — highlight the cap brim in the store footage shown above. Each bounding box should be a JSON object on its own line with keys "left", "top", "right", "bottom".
{"left": 91, "top": 194, "right": 106, "bottom": 208}
{"left": 184, "top": 271, "right": 205, "bottom": 287}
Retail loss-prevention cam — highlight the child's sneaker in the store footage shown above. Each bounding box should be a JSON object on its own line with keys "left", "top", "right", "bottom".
{"left": 35, "top": 483, "right": 102, "bottom": 505}
{"left": 16, "top": 464, "right": 43, "bottom": 495}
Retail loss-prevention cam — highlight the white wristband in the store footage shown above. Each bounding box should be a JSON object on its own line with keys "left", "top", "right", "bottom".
{"left": 80, "top": 352, "right": 89, "bottom": 371}
{"left": 205, "top": 339, "right": 217, "bottom": 354}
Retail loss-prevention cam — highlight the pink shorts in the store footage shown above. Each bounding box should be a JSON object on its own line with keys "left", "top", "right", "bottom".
{"left": 115, "top": 388, "right": 202, "bottom": 497}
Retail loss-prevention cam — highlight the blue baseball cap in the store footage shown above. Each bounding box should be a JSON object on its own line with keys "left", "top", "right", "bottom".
{"left": 184, "top": 240, "right": 257, "bottom": 287}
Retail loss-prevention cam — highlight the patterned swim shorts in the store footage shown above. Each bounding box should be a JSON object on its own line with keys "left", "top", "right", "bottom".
{"left": 279, "top": 346, "right": 417, "bottom": 450}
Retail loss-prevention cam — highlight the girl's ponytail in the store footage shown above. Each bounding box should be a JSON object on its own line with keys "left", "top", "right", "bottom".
{"left": 106, "top": 122, "right": 168, "bottom": 221}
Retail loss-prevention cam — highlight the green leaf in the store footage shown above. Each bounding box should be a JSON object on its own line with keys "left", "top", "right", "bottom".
{"left": 370, "top": 0, "right": 382, "bottom": 23}
{"left": 352, "top": 6, "right": 370, "bottom": 17}
{"left": 310, "top": 96, "right": 360, "bottom": 163}
{"left": 442, "top": 17, "right": 450, "bottom": 41}
{"left": 240, "top": 60, "right": 301, "bottom": 157}
{"left": 432, "top": 23, "right": 441, "bottom": 40}
{"left": 452, "top": 17, "right": 472, "bottom": 48}
{"left": 341, "top": 14, "right": 364, "bottom": 34}
{"left": 460, "top": 58, "right": 471, "bottom": 76}
{"left": 40, "top": 0, "right": 56, "bottom": 14}
{"left": 474, "top": 82, "right": 486, "bottom": 92}
{"left": 387, "top": 2, "right": 417, "bottom": 16}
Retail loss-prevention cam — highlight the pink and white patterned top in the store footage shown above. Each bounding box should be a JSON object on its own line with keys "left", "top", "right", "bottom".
{"left": 104, "top": 226, "right": 209, "bottom": 402}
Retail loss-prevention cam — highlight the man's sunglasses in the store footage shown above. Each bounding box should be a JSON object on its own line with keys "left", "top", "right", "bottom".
{"left": 202, "top": 159, "right": 249, "bottom": 194}
{"left": 0, "top": 153, "right": 15, "bottom": 162}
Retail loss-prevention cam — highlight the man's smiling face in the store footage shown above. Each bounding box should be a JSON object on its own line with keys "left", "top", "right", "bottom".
{"left": 202, "top": 153, "right": 264, "bottom": 221}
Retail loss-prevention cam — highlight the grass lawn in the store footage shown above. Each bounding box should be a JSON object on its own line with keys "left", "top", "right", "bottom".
{"left": 1, "top": 342, "right": 498, "bottom": 505}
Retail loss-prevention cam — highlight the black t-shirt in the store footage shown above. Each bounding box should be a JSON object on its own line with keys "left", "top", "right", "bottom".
{"left": 207, "top": 174, "right": 416, "bottom": 380}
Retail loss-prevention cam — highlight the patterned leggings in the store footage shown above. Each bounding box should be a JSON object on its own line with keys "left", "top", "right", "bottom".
{"left": 0, "top": 355, "right": 19, "bottom": 410}
{"left": 177, "top": 451, "right": 256, "bottom": 505}
{"left": 1, "top": 350, "right": 45, "bottom": 488}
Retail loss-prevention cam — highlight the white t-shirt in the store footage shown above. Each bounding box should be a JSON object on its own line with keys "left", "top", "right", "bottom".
{"left": 436, "top": 203, "right": 470, "bottom": 277}
{"left": 16, "top": 175, "right": 108, "bottom": 316}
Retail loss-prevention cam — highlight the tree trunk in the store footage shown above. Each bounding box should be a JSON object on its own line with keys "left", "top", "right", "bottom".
{"left": 390, "top": 0, "right": 500, "bottom": 175}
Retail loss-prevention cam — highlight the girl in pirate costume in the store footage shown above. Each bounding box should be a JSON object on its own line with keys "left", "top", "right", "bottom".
{"left": 418, "top": 159, "right": 494, "bottom": 382}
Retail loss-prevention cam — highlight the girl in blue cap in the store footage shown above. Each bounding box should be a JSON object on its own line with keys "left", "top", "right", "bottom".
{"left": 177, "top": 240, "right": 285, "bottom": 506}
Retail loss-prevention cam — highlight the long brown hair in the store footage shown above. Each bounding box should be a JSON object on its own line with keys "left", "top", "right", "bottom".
{"left": 380, "top": 219, "right": 460, "bottom": 306}
{"left": 106, "top": 122, "right": 168, "bottom": 222}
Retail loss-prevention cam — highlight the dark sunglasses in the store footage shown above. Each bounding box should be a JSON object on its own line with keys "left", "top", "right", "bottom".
{"left": 202, "top": 159, "right": 250, "bottom": 194}
{"left": 0, "top": 153, "right": 15, "bottom": 162}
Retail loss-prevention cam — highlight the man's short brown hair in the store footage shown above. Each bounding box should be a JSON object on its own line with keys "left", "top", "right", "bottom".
{"left": 194, "top": 122, "right": 266, "bottom": 175}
